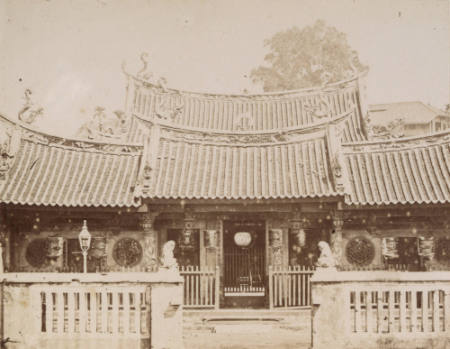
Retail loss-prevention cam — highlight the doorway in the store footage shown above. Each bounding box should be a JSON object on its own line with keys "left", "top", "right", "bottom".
{"left": 223, "top": 220, "right": 266, "bottom": 308}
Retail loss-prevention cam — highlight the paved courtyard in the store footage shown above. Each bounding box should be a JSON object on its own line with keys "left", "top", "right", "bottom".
{"left": 183, "top": 319, "right": 311, "bottom": 349}
{"left": 184, "top": 330, "right": 310, "bottom": 349}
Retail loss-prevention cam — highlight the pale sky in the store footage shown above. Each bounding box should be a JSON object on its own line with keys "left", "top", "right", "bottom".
{"left": 0, "top": 0, "right": 449, "bottom": 136}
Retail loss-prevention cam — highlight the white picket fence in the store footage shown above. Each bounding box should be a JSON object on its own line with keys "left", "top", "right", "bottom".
{"left": 268, "top": 265, "right": 315, "bottom": 309}
{"left": 179, "top": 266, "right": 220, "bottom": 309}
{"left": 349, "top": 286, "right": 450, "bottom": 334}
{"left": 36, "top": 285, "right": 150, "bottom": 337}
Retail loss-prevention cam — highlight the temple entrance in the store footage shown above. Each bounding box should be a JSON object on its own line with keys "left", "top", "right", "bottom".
{"left": 222, "top": 220, "right": 266, "bottom": 308}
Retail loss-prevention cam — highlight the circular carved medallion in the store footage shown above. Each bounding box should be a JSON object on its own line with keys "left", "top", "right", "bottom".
{"left": 345, "top": 237, "right": 375, "bottom": 266}
{"left": 25, "top": 239, "right": 48, "bottom": 268}
{"left": 435, "top": 238, "right": 450, "bottom": 264}
{"left": 112, "top": 238, "right": 143, "bottom": 267}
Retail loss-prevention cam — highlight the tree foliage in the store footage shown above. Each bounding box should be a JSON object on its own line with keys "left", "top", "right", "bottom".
{"left": 250, "top": 20, "right": 368, "bottom": 92}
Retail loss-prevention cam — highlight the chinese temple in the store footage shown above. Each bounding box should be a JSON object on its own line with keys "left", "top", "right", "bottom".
{"left": 0, "top": 68, "right": 449, "bottom": 310}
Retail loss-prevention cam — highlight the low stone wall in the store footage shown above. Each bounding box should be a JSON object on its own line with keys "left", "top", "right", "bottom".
{"left": 0, "top": 271, "right": 184, "bottom": 349}
{"left": 311, "top": 270, "right": 450, "bottom": 349}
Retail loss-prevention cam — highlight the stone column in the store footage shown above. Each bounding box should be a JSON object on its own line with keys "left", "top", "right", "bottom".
{"left": 139, "top": 212, "right": 159, "bottom": 271}
{"left": 330, "top": 212, "right": 344, "bottom": 265}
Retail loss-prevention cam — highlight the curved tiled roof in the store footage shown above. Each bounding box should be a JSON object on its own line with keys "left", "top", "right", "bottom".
{"left": 1, "top": 71, "right": 449, "bottom": 208}
{"left": 141, "top": 130, "right": 337, "bottom": 200}
{"left": 342, "top": 131, "right": 450, "bottom": 205}
{"left": 125, "top": 73, "right": 367, "bottom": 137}
{"left": 0, "top": 115, "right": 142, "bottom": 207}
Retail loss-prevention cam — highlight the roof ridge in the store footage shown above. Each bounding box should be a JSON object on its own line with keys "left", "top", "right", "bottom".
{"left": 369, "top": 101, "right": 423, "bottom": 107}
{"left": 132, "top": 107, "right": 355, "bottom": 135}
{"left": 159, "top": 129, "right": 327, "bottom": 148}
{"left": 0, "top": 113, "right": 144, "bottom": 149}
{"left": 341, "top": 130, "right": 450, "bottom": 154}
{"left": 126, "top": 70, "right": 367, "bottom": 99}
{"left": 421, "top": 103, "right": 448, "bottom": 116}
{"left": 342, "top": 128, "right": 450, "bottom": 147}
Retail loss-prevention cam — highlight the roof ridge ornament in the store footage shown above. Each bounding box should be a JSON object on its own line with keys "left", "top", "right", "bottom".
{"left": 303, "top": 93, "right": 332, "bottom": 121}
{"left": 77, "top": 107, "right": 130, "bottom": 141}
{"left": 137, "top": 52, "right": 153, "bottom": 81}
{"left": 0, "top": 126, "right": 21, "bottom": 181}
{"left": 234, "top": 110, "right": 254, "bottom": 131}
{"left": 17, "top": 89, "right": 44, "bottom": 124}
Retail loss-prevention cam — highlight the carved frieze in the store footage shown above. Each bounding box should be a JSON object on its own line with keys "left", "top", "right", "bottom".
{"left": 46, "top": 237, "right": 64, "bottom": 259}
{"left": 330, "top": 212, "right": 344, "bottom": 260}
{"left": 20, "top": 128, "right": 141, "bottom": 155}
{"left": 204, "top": 230, "right": 218, "bottom": 248}
{"left": 302, "top": 94, "right": 331, "bottom": 121}
{"left": 418, "top": 236, "right": 434, "bottom": 260}
{"left": 90, "top": 237, "right": 107, "bottom": 259}
{"left": 155, "top": 99, "right": 184, "bottom": 122}
{"left": 141, "top": 165, "right": 152, "bottom": 194}
{"left": 234, "top": 111, "right": 254, "bottom": 131}
{"left": 139, "top": 212, "right": 159, "bottom": 270}
{"left": 269, "top": 228, "right": 283, "bottom": 266}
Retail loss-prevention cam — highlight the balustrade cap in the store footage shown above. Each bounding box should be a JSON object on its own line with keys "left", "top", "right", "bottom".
{"left": 0, "top": 272, "right": 183, "bottom": 284}
{"left": 311, "top": 270, "right": 450, "bottom": 283}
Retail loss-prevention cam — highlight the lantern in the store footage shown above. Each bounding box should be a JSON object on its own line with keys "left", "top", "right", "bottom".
{"left": 78, "top": 220, "right": 91, "bottom": 273}
{"left": 234, "top": 232, "right": 252, "bottom": 247}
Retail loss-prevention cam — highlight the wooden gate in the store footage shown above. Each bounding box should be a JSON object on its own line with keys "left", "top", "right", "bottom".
{"left": 179, "top": 266, "right": 220, "bottom": 309}
{"left": 224, "top": 245, "right": 265, "bottom": 295}
{"left": 268, "top": 266, "right": 315, "bottom": 308}
{"left": 223, "top": 220, "right": 266, "bottom": 297}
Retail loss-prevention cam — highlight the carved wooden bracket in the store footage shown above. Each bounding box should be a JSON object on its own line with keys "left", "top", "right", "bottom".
{"left": 139, "top": 212, "right": 159, "bottom": 232}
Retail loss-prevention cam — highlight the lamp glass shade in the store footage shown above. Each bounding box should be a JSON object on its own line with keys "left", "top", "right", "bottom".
{"left": 79, "top": 220, "right": 92, "bottom": 252}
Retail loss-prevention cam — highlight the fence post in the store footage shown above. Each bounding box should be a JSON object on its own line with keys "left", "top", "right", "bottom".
{"left": 269, "top": 266, "right": 273, "bottom": 310}
{"left": 0, "top": 279, "right": 3, "bottom": 347}
{"left": 215, "top": 266, "right": 220, "bottom": 310}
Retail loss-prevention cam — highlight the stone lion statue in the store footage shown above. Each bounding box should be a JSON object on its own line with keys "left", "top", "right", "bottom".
{"left": 316, "top": 241, "right": 336, "bottom": 268}
{"left": 161, "top": 240, "right": 178, "bottom": 270}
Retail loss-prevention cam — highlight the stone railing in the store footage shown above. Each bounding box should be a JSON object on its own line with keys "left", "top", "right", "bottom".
{"left": 0, "top": 272, "right": 183, "bottom": 349}
{"left": 311, "top": 271, "right": 450, "bottom": 349}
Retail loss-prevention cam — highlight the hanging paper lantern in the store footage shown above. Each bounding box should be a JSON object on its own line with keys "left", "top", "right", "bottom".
{"left": 234, "top": 232, "right": 252, "bottom": 247}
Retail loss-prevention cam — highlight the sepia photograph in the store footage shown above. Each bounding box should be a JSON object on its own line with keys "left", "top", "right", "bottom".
{"left": 0, "top": 0, "right": 449, "bottom": 348}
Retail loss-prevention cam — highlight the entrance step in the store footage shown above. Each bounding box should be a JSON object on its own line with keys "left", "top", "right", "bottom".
{"left": 183, "top": 309, "right": 312, "bottom": 349}
{"left": 183, "top": 308, "right": 311, "bottom": 333}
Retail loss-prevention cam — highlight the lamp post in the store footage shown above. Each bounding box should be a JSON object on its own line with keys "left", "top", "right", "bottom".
{"left": 78, "top": 220, "right": 91, "bottom": 273}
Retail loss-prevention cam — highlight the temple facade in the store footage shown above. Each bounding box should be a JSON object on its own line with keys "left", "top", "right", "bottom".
{"left": 0, "top": 70, "right": 449, "bottom": 310}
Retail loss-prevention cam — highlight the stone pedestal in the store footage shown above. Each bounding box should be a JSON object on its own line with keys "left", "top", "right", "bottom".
{"left": 139, "top": 212, "right": 159, "bottom": 271}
